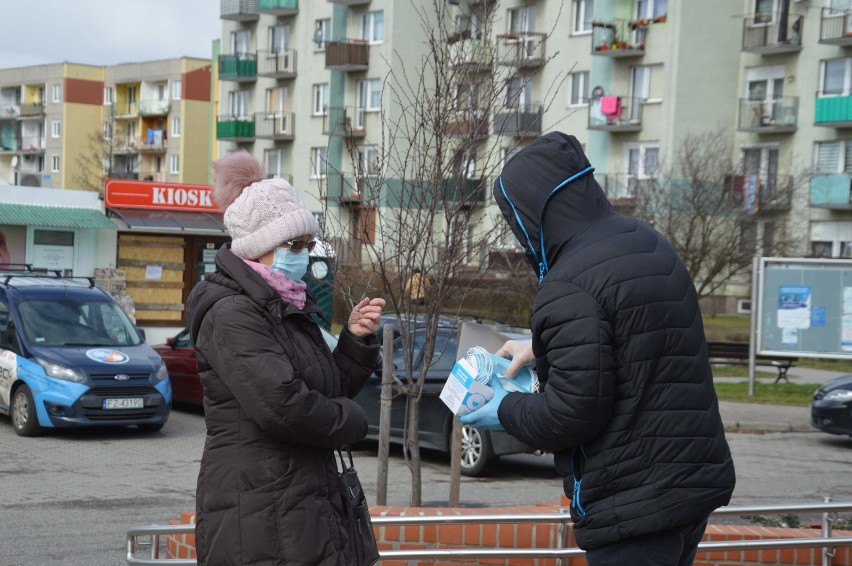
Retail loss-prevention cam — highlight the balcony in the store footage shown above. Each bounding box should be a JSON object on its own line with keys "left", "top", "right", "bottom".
{"left": 588, "top": 96, "right": 643, "bottom": 132}
{"left": 494, "top": 105, "right": 542, "bottom": 137}
{"left": 327, "top": 175, "right": 365, "bottom": 204}
{"left": 254, "top": 112, "right": 295, "bottom": 140}
{"left": 737, "top": 96, "right": 798, "bottom": 133}
{"left": 810, "top": 173, "right": 852, "bottom": 209}
{"left": 113, "top": 138, "right": 139, "bottom": 154}
{"left": 221, "top": 0, "right": 258, "bottom": 21}
{"left": 217, "top": 116, "right": 256, "bottom": 142}
{"left": 139, "top": 129, "right": 167, "bottom": 153}
{"left": 18, "top": 103, "right": 45, "bottom": 119}
{"left": 138, "top": 99, "right": 170, "bottom": 116}
{"left": 17, "top": 135, "right": 45, "bottom": 153}
{"left": 591, "top": 19, "right": 646, "bottom": 58}
{"left": 819, "top": 8, "right": 852, "bottom": 46}
{"left": 112, "top": 171, "right": 140, "bottom": 180}
{"left": 443, "top": 177, "right": 487, "bottom": 206}
{"left": 495, "top": 33, "right": 546, "bottom": 67}
{"left": 257, "top": 0, "right": 297, "bottom": 16}
{"left": 741, "top": 13, "right": 803, "bottom": 54}
{"left": 113, "top": 101, "right": 139, "bottom": 117}
{"left": 323, "top": 106, "right": 366, "bottom": 138}
{"left": 328, "top": 0, "right": 370, "bottom": 5}
{"left": 442, "top": 112, "right": 488, "bottom": 140}
{"left": 447, "top": 36, "right": 492, "bottom": 70}
{"left": 729, "top": 174, "right": 793, "bottom": 213}
{"left": 257, "top": 49, "right": 297, "bottom": 79}
{"left": 600, "top": 173, "right": 642, "bottom": 205}
{"left": 815, "top": 93, "right": 852, "bottom": 127}
{"left": 219, "top": 53, "right": 258, "bottom": 82}
{"left": 0, "top": 103, "right": 19, "bottom": 119}
{"left": 325, "top": 40, "right": 369, "bottom": 71}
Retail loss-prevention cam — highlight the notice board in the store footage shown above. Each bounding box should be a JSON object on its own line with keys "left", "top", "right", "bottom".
{"left": 757, "top": 257, "right": 852, "bottom": 359}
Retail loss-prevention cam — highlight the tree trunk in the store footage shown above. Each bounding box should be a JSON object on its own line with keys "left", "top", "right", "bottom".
{"left": 375, "top": 324, "right": 395, "bottom": 505}
{"left": 407, "top": 396, "right": 422, "bottom": 506}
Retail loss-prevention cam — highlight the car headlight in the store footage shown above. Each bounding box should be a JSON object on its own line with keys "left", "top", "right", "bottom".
{"left": 35, "top": 358, "right": 86, "bottom": 383}
{"left": 823, "top": 389, "right": 852, "bottom": 403}
{"left": 153, "top": 361, "right": 169, "bottom": 383}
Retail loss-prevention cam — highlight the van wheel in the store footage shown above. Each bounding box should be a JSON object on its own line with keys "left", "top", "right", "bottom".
{"left": 11, "top": 384, "right": 44, "bottom": 437}
{"left": 460, "top": 424, "right": 495, "bottom": 477}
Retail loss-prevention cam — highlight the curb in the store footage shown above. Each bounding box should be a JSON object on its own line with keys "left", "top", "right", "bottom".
{"left": 725, "top": 422, "right": 817, "bottom": 434}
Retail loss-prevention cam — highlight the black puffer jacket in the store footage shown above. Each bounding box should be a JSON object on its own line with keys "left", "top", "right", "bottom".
{"left": 186, "top": 246, "right": 379, "bottom": 565}
{"left": 494, "top": 132, "right": 735, "bottom": 550}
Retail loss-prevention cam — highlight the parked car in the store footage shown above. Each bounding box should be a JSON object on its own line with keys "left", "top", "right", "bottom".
{"left": 156, "top": 326, "right": 339, "bottom": 406}
{"left": 0, "top": 268, "right": 171, "bottom": 436}
{"left": 811, "top": 374, "right": 852, "bottom": 436}
{"left": 354, "top": 324, "right": 540, "bottom": 476}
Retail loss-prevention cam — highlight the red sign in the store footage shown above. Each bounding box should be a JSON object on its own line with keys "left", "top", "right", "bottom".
{"left": 104, "top": 179, "right": 218, "bottom": 212}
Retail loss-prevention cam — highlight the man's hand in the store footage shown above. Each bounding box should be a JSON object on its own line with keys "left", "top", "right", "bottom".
{"left": 347, "top": 297, "right": 386, "bottom": 338}
{"left": 495, "top": 339, "right": 534, "bottom": 378}
{"left": 458, "top": 377, "right": 508, "bottom": 430}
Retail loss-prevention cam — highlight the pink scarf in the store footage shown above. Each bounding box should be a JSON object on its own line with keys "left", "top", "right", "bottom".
{"left": 243, "top": 259, "right": 307, "bottom": 310}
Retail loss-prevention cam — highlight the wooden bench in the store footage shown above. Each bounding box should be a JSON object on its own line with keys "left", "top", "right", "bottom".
{"left": 706, "top": 340, "right": 798, "bottom": 383}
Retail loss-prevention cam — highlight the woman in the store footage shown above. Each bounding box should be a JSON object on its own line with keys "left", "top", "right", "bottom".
{"left": 187, "top": 151, "right": 384, "bottom": 565}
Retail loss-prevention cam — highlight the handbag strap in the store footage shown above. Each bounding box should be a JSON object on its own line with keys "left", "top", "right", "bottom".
{"left": 336, "top": 444, "right": 355, "bottom": 472}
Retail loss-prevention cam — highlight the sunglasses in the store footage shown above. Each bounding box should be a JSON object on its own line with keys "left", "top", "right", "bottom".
{"left": 281, "top": 240, "right": 317, "bottom": 253}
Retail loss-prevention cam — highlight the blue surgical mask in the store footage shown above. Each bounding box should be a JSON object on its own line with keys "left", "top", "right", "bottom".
{"left": 271, "top": 247, "right": 309, "bottom": 281}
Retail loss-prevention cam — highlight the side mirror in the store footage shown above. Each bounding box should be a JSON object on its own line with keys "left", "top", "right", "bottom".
{"left": 166, "top": 337, "right": 175, "bottom": 347}
{"left": 136, "top": 327, "right": 147, "bottom": 342}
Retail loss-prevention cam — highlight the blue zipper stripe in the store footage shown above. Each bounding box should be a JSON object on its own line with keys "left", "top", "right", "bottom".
{"left": 498, "top": 176, "right": 538, "bottom": 263}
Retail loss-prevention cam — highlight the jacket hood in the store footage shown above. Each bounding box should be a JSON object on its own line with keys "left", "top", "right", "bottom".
{"left": 493, "top": 132, "right": 612, "bottom": 280}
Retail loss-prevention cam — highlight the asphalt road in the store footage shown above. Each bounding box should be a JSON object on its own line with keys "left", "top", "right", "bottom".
{"left": 0, "top": 404, "right": 849, "bottom": 565}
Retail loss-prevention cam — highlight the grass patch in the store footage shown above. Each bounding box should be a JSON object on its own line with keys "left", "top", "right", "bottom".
{"left": 713, "top": 381, "right": 817, "bottom": 406}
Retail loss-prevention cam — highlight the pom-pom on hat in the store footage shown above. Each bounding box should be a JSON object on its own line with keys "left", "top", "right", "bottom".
{"left": 212, "top": 151, "right": 319, "bottom": 260}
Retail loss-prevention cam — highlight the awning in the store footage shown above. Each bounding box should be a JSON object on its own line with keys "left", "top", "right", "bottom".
{"left": 108, "top": 208, "right": 227, "bottom": 232}
{"left": 0, "top": 203, "right": 117, "bottom": 229}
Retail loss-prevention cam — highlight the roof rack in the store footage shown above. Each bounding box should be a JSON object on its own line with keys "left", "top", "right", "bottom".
{"left": 0, "top": 266, "right": 96, "bottom": 288}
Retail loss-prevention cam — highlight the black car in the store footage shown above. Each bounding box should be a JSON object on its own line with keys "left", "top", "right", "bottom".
{"left": 811, "top": 374, "right": 852, "bottom": 436}
{"left": 354, "top": 325, "right": 539, "bottom": 476}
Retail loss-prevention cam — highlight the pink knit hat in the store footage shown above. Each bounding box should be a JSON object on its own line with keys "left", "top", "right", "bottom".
{"left": 211, "top": 151, "right": 319, "bottom": 260}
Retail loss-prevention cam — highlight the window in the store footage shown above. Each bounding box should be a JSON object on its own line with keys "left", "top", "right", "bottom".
{"left": 357, "top": 146, "right": 381, "bottom": 177}
{"left": 508, "top": 5, "right": 536, "bottom": 33}
{"left": 312, "top": 212, "right": 325, "bottom": 235}
{"left": 170, "top": 154, "right": 180, "bottom": 174}
{"left": 451, "top": 148, "right": 476, "bottom": 178}
{"left": 228, "top": 90, "right": 250, "bottom": 119}
{"left": 172, "top": 80, "right": 182, "bottom": 100}
{"left": 362, "top": 11, "right": 384, "bottom": 43}
{"left": 573, "top": 0, "right": 593, "bottom": 34}
{"left": 51, "top": 120, "right": 61, "bottom": 138}
{"left": 232, "top": 29, "right": 252, "bottom": 56}
{"left": 752, "top": 0, "right": 774, "bottom": 24}
{"left": 271, "top": 24, "right": 291, "bottom": 53}
{"left": 265, "top": 149, "right": 284, "bottom": 178}
{"left": 636, "top": 0, "right": 668, "bottom": 19}
{"left": 358, "top": 79, "right": 381, "bottom": 111}
{"left": 742, "top": 145, "right": 781, "bottom": 198}
{"left": 51, "top": 155, "right": 60, "bottom": 172}
{"left": 814, "top": 140, "right": 852, "bottom": 173}
{"left": 104, "top": 86, "right": 113, "bottom": 105}
{"left": 311, "top": 147, "right": 328, "bottom": 178}
{"left": 821, "top": 57, "right": 852, "bottom": 96}
{"left": 267, "top": 87, "right": 288, "bottom": 114}
{"left": 631, "top": 64, "right": 664, "bottom": 103}
{"left": 52, "top": 84, "right": 61, "bottom": 103}
{"left": 171, "top": 117, "right": 181, "bottom": 137}
{"left": 626, "top": 143, "right": 660, "bottom": 180}
{"left": 156, "top": 84, "right": 166, "bottom": 101}
{"left": 314, "top": 18, "right": 331, "bottom": 49}
{"left": 313, "top": 83, "right": 329, "bottom": 115}
{"left": 103, "top": 121, "right": 112, "bottom": 139}
{"left": 568, "top": 71, "right": 590, "bottom": 106}
{"left": 504, "top": 77, "right": 532, "bottom": 110}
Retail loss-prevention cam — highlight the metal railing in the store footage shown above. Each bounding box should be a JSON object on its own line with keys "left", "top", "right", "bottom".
{"left": 127, "top": 499, "right": 852, "bottom": 565}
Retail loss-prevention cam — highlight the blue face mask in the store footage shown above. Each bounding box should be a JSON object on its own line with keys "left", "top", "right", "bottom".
{"left": 271, "top": 248, "right": 309, "bottom": 281}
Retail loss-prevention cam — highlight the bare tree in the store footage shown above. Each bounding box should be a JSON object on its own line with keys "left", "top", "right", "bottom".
{"left": 630, "top": 128, "right": 801, "bottom": 302}
{"left": 74, "top": 119, "right": 117, "bottom": 195}
{"left": 319, "top": 0, "right": 566, "bottom": 505}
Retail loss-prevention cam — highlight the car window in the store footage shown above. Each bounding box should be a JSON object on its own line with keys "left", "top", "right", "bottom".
{"left": 429, "top": 332, "right": 458, "bottom": 373}
{"left": 0, "top": 300, "right": 21, "bottom": 353}
{"left": 173, "top": 329, "right": 192, "bottom": 348}
{"left": 18, "top": 298, "right": 142, "bottom": 347}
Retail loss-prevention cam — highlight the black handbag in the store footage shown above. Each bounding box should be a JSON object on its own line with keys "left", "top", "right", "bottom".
{"left": 336, "top": 446, "right": 380, "bottom": 566}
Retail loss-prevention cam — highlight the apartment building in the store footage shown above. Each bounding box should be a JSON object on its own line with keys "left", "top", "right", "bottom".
{"left": 215, "top": 0, "right": 852, "bottom": 310}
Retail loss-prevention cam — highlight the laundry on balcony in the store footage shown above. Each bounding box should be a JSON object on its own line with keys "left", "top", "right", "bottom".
{"left": 600, "top": 96, "right": 622, "bottom": 118}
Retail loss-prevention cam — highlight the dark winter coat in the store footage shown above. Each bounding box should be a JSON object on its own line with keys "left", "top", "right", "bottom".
{"left": 493, "top": 132, "right": 735, "bottom": 550}
{"left": 186, "top": 246, "right": 379, "bottom": 565}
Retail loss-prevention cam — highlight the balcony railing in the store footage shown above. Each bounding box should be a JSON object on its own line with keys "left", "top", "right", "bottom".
{"left": 443, "top": 177, "right": 487, "bottom": 205}
{"left": 741, "top": 13, "right": 803, "bottom": 54}
{"left": 729, "top": 174, "right": 793, "bottom": 213}
{"left": 113, "top": 138, "right": 139, "bottom": 154}
{"left": 219, "top": 53, "right": 258, "bottom": 81}
{"left": 140, "top": 129, "right": 167, "bottom": 152}
{"left": 591, "top": 19, "right": 646, "bottom": 57}
{"left": 216, "top": 116, "right": 256, "bottom": 141}
{"left": 810, "top": 173, "right": 852, "bottom": 209}
{"left": 18, "top": 103, "right": 44, "bottom": 118}
{"left": 325, "top": 39, "right": 369, "bottom": 71}
{"left": 327, "top": 175, "right": 364, "bottom": 204}
{"left": 737, "top": 96, "right": 798, "bottom": 133}
{"left": 18, "top": 135, "right": 45, "bottom": 152}
{"left": 221, "top": 0, "right": 258, "bottom": 21}
{"left": 254, "top": 112, "right": 295, "bottom": 140}
{"left": 323, "top": 106, "right": 366, "bottom": 137}
{"left": 495, "top": 32, "right": 546, "bottom": 67}
{"left": 138, "top": 99, "right": 170, "bottom": 116}
{"left": 815, "top": 92, "right": 852, "bottom": 127}
{"left": 257, "top": 49, "right": 297, "bottom": 78}
{"left": 112, "top": 171, "right": 140, "bottom": 180}
{"left": 257, "top": 0, "right": 297, "bottom": 16}
{"left": 819, "top": 7, "right": 852, "bottom": 45}
{"left": 0, "top": 104, "right": 19, "bottom": 118}
{"left": 600, "top": 173, "right": 645, "bottom": 203}
{"left": 113, "top": 101, "right": 139, "bottom": 117}
{"left": 588, "top": 96, "right": 643, "bottom": 132}
{"left": 447, "top": 36, "right": 492, "bottom": 70}
{"left": 442, "top": 113, "right": 488, "bottom": 140}
{"left": 328, "top": 0, "right": 370, "bottom": 5}
{"left": 494, "top": 105, "right": 542, "bottom": 137}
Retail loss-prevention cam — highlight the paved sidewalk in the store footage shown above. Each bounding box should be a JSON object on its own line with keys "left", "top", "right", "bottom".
{"left": 716, "top": 366, "right": 845, "bottom": 434}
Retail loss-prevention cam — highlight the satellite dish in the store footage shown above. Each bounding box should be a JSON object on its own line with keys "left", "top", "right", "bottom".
{"left": 313, "top": 27, "right": 325, "bottom": 48}
{"left": 11, "top": 156, "right": 18, "bottom": 167}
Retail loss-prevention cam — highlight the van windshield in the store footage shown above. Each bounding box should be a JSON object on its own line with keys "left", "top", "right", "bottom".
{"left": 18, "top": 299, "right": 143, "bottom": 347}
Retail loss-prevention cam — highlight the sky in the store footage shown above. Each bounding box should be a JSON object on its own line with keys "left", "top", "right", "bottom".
{"left": 1, "top": 0, "right": 221, "bottom": 69}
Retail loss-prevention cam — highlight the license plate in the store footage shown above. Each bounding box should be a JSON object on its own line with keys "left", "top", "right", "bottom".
{"left": 103, "top": 398, "right": 144, "bottom": 409}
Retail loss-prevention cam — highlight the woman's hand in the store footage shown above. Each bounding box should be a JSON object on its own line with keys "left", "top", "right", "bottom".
{"left": 347, "top": 297, "right": 386, "bottom": 338}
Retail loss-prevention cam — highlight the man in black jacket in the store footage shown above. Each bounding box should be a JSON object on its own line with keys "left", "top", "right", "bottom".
{"left": 460, "top": 132, "right": 735, "bottom": 565}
